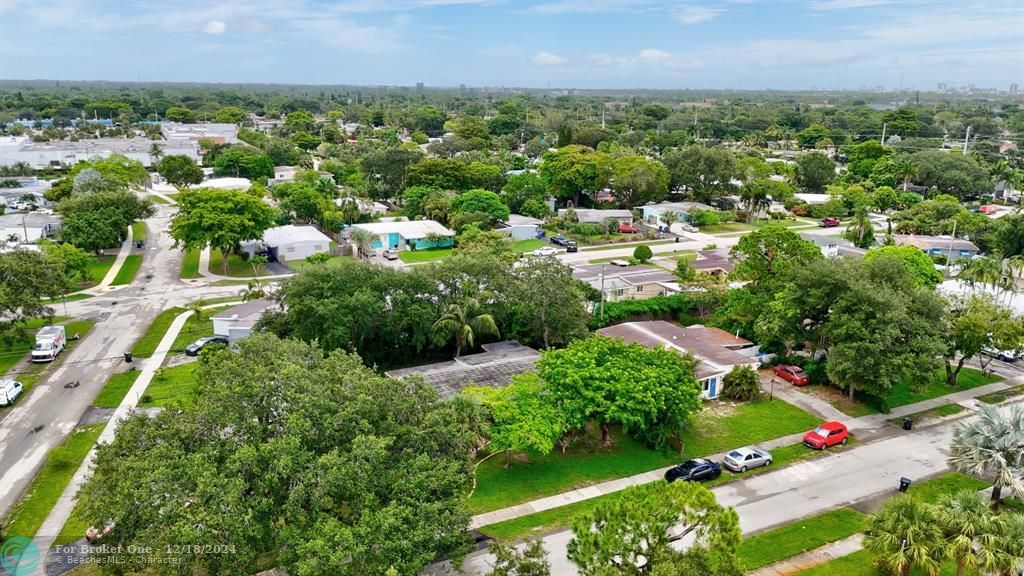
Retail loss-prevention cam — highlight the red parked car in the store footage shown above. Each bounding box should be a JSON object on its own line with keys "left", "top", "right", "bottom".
{"left": 773, "top": 364, "right": 810, "bottom": 386}
{"left": 618, "top": 224, "right": 639, "bottom": 233}
{"left": 803, "top": 421, "right": 849, "bottom": 450}
{"left": 819, "top": 217, "right": 841, "bottom": 228}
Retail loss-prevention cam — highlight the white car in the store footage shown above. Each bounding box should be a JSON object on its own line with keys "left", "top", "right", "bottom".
{"left": 382, "top": 247, "right": 400, "bottom": 260}
{"left": 0, "top": 380, "right": 24, "bottom": 406}
{"left": 532, "top": 247, "right": 558, "bottom": 257}
{"left": 981, "top": 347, "right": 1019, "bottom": 362}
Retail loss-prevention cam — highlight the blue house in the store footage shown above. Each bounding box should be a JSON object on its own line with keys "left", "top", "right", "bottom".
{"left": 352, "top": 219, "right": 455, "bottom": 251}
{"left": 895, "top": 235, "right": 980, "bottom": 260}
{"left": 641, "top": 201, "right": 713, "bottom": 226}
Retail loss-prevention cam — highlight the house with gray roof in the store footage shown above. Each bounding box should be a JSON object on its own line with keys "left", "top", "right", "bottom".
{"left": 385, "top": 341, "right": 540, "bottom": 399}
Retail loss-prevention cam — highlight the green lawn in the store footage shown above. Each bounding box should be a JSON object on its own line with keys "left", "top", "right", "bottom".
{"left": 140, "top": 362, "right": 200, "bottom": 409}
{"left": 1, "top": 424, "right": 104, "bottom": 539}
{"left": 180, "top": 249, "right": 201, "bottom": 279}
{"left": 110, "top": 254, "right": 142, "bottom": 285}
{"left": 907, "top": 472, "right": 989, "bottom": 504}
{"left": 132, "top": 307, "right": 186, "bottom": 357}
{"left": 886, "top": 403, "right": 964, "bottom": 426}
{"left": 699, "top": 223, "right": 755, "bottom": 234}
{"left": 209, "top": 250, "right": 267, "bottom": 277}
{"left": 470, "top": 398, "right": 819, "bottom": 515}
{"left": 91, "top": 370, "right": 141, "bottom": 409}
{"left": 286, "top": 254, "right": 356, "bottom": 272}
{"left": 512, "top": 238, "right": 547, "bottom": 252}
{"left": 170, "top": 306, "right": 231, "bottom": 351}
{"left": 398, "top": 247, "right": 453, "bottom": 263}
{"left": 977, "top": 384, "right": 1024, "bottom": 404}
{"left": 738, "top": 508, "right": 867, "bottom": 571}
{"left": 797, "top": 367, "right": 1002, "bottom": 417}
{"left": 480, "top": 440, "right": 853, "bottom": 542}
{"left": 581, "top": 239, "right": 677, "bottom": 252}
{"left": 86, "top": 255, "right": 116, "bottom": 285}
{"left": 131, "top": 220, "right": 147, "bottom": 243}
{"left": 148, "top": 194, "right": 170, "bottom": 205}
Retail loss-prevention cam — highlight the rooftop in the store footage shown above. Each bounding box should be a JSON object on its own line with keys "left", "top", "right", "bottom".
{"left": 17, "top": 137, "right": 197, "bottom": 155}
{"left": 352, "top": 219, "right": 455, "bottom": 237}
{"left": 894, "top": 234, "right": 979, "bottom": 251}
{"left": 211, "top": 299, "right": 275, "bottom": 328}
{"left": 0, "top": 213, "right": 62, "bottom": 228}
{"left": 799, "top": 232, "right": 853, "bottom": 247}
{"left": 159, "top": 122, "right": 239, "bottom": 144}
{"left": 385, "top": 341, "right": 541, "bottom": 399}
{"left": 597, "top": 321, "right": 756, "bottom": 376}
{"left": 557, "top": 208, "right": 632, "bottom": 223}
{"left": 503, "top": 214, "right": 544, "bottom": 226}
{"left": 262, "top": 225, "right": 332, "bottom": 245}
{"left": 644, "top": 201, "right": 713, "bottom": 212}
{"left": 693, "top": 249, "right": 735, "bottom": 273}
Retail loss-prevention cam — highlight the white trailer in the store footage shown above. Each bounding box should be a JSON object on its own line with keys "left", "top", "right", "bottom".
{"left": 31, "top": 325, "right": 66, "bottom": 362}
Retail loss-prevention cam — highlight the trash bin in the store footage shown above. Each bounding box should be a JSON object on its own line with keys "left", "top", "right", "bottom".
{"left": 124, "top": 352, "right": 133, "bottom": 363}
{"left": 902, "top": 417, "right": 913, "bottom": 431}
{"left": 136, "top": 240, "right": 143, "bottom": 248}
{"left": 899, "top": 477, "right": 912, "bottom": 492}
{"left": 674, "top": 237, "right": 679, "bottom": 243}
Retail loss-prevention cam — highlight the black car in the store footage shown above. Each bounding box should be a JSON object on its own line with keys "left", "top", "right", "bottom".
{"left": 664, "top": 458, "right": 722, "bottom": 483}
{"left": 566, "top": 240, "right": 578, "bottom": 253}
{"left": 184, "top": 336, "right": 229, "bottom": 356}
{"left": 551, "top": 235, "right": 569, "bottom": 247}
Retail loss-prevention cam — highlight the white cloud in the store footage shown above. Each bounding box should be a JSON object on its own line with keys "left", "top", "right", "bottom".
{"left": 203, "top": 20, "right": 226, "bottom": 34}
{"left": 673, "top": 4, "right": 724, "bottom": 24}
{"left": 532, "top": 51, "right": 569, "bottom": 66}
{"left": 812, "top": 0, "right": 891, "bottom": 10}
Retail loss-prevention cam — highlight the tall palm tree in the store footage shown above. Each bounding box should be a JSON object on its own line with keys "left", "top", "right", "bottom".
{"left": 660, "top": 210, "right": 679, "bottom": 229}
{"left": 348, "top": 227, "right": 376, "bottom": 260}
{"left": 149, "top": 142, "right": 164, "bottom": 165}
{"left": 240, "top": 279, "right": 267, "bottom": 302}
{"left": 960, "top": 255, "right": 1004, "bottom": 292}
{"left": 947, "top": 403, "right": 1024, "bottom": 505}
{"left": 936, "top": 489, "right": 995, "bottom": 576}
{"left": 864, "top": 495, "right": 944, "bottom": 576}
{"left": 893, "top": 157, "right": 918, "bottom": 192}
{"left": 337, "top": 197, "right": 361, "bottom": 225}
{"left": 739, "top": 185, "right": 770, "bottom": 222}
{"left": 432, "top": 298, "right": 499, "bottom": 358}
{"left": 844, "top": 206, "right": 875, "bottom": 248}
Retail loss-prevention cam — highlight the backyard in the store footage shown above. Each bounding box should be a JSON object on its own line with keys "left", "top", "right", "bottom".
{"left": 469, "top": 397, "right": 819, "bottom": 515}
{"left": 286, "top": 254, "right": 356, "bottom": 272}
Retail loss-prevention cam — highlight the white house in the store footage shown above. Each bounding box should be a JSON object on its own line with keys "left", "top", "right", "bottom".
{"left": 558, "top": 208, "right": 633, "bottom": 225}
{"left": 211, "top": 299, "right": 275, "bottom": 343}
{"left": 641, "top": 201, "right": 713, "bottom": 226}
{"left": 351, "top": 220, "right": 455, "bottom": 251}
{"left": 597, "top": 321, "right": 760, "bottom": 399}
{"left": 799, "top": 232, "right": 858, "bottom": 259}
{"left": 196, "top": 177, "right": 251, "bottom": 191}
{"left": 255, "top": 225, "right": 332, "bottom": 262}
{"left": 0, "top": 136, "right": 198, "bottom": 168}
{"left": 0, "top": 213, "right": 62, "bottom": 243}
{"left": 496, "top": 214, "right": 544, "bottom": 241}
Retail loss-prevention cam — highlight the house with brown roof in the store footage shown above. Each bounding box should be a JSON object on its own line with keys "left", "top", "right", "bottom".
{"left": 597, "top": 321, "right": 760, "bottom": 399}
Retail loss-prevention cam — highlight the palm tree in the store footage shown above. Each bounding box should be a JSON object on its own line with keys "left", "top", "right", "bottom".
{"left": 977, "top": 512, "right": 1024, "bottom": 576}
{"left": 349, "top": 227, "right": 376, "bottom": 260}
{"left": 893, "top": 157, "right": 918, "bottom": 192}
{"left": 149, "top": 142, "right": 164, "bottom": 164}
{"left": 240, "top": 279, "right": 267, "bottom": 302}
{"left": 960, "top": 255, "right": 1003, "bottom": 292}
{"left": 947, "top": 403, "right": 1024, "bottom": 505}
{"left": 864, "top": 495, "right": 944, "bottom": 576}
{"left": 184, "top": 299, "right": 208, "bottom": 344}
{"left": 844, "top": 206, "right": 875, "bottom": 248}
{"left": 936, "top": 489, "right": 995, "bottom": 576}
{"left": 337, "top": 197, "right": 361, "bottom": 225}
{"left": 660, "top": 210, "right": 679, "bottom": 229}
{"left": 432, "top": 298, "right": 499, "bottom": 358}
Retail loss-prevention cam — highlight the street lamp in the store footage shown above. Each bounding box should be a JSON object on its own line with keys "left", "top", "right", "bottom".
{"left": 769, "top": 377, "right": 776, "bottom": 402}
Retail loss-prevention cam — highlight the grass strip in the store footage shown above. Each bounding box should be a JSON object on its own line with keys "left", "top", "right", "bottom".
{"left": 110, "top": 255, "right": 142, "bottom": 286}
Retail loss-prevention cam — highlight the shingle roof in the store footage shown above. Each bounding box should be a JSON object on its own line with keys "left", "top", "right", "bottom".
{"left": 597, "top": 321, "right": 756, "bottom": 375}
{"left": 385, "top": 341, "right": 540, "bottom": 399}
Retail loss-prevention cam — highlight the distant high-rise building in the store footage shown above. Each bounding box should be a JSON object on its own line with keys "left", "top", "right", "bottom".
{"left": 416, "top": 82, "right": 424, "bottom": 92}
{"left": 937, "top": 82, "right": 947, "bottom": 92}
{"left": 459, "top": 83, "right": 466, "bottom": 93}
{"left": 1011, "top": 83, "right": 1020, "bottom": 95}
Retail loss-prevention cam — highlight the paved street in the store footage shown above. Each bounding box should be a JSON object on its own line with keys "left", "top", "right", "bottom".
{"left": 454, "top": 407, "right": 1007, "bottom": 575}
{"left": 0, "top": 205, "right": 239, "bottom": 523}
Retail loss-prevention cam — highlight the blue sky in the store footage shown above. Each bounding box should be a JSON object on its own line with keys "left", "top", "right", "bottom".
{"left": 0, "top": 0, "right": 1021, "bottom": 90}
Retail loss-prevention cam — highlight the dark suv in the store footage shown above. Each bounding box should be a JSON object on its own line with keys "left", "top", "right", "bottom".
{"left": 664, "top": 458, "right": 722, "bottom": 483}
{"left": 566, "top": 240, "right": 578, "bottom": 253}
{"left": 551, "top": 235, "right": 569, "bottom": 247}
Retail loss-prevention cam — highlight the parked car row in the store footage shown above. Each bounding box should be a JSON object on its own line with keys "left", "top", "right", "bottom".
{"left": 549, "top": 235, "right": 578, "bottom": 252}
{"left": 665, "top": 421, "right": 850, "bottom": 483}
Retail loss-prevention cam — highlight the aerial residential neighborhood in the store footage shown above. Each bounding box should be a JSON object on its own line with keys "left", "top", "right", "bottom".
{"left": 0, "top": 2, "right": 1022, "bottom": 576}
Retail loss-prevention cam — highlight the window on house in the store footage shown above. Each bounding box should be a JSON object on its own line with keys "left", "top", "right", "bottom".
{"left": 314, "top": 244, "right": 322, "bottom": 250}
{"left": 613, "top": 289, "right": 624, "bottom": 297}
{"left": 701, "top": 379, "right": 710, "bottom": 393}
{"left": 286, "top": 247, "right": 295, "bottom": 253}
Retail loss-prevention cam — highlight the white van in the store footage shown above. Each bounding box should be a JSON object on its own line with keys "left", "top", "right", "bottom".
{"left": 0, "top": 380, "right": 24, "bottom": 406}
{"left": 31, "top": 325, "right": 66, "bottom": 362}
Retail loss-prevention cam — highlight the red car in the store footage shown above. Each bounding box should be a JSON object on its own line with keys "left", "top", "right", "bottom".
{"left": 819, "top": 218, "right": 841, "bottom": 228}
{"left": 773, "top": 364, "right": 810, "bottom": 386}
{"left": 803, "top": 421, "right": 849, "bottom": 450}
{"left": 618, "top": 224, "right": 639, "bottom": 233}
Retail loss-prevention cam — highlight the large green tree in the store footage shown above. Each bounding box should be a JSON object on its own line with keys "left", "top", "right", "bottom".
{"left": 463, "top": 373, "right": 565, "bottom": 467}
{"left": 661, "top": 146, "right": 736, "bottom": 203}
{"left": 610, "top": 155, "right": 670, "bottom": 207}
{"left": 863, "top": 245, "right": 942, "bottom": 287}
{"left": 795, "top": 151, "right": 835, "bottom": 192}
{"left": 729, "top": 225, "right": 823, "bottom": 294}
{"left": 568, "top": 481, "right": 742, "bottom": 576}
{"left": 539, "top": 145, "right": 612, "bottom": 206}
{"left": 450, "top": 188, "right": 511, "bottom": 223}
{"left": 157, "top": 154, "right": 203, "bottom": 186}
{"left": 507, "top": 256, "right": 589, "bottom": 349}
{"left": 74, "top": 335, "right": 476, "bottom": 576}
{"left": 908, "top": 150, "right": 992, "bottom": 200}
{"left": 57, "top": 190, "right": 154, "bottom": 253}
{"left": 540, "top": 336, "right": 701, "bottom": 448}
{"left": 0, "top": 249, "right": 65, "bottom": 337}
{"left": 360, "top": 146, "right": 424, "bottom": 199}
{"left": 942, "top": 296, "right": 1023, "bottom": 386}
{"left": 169, "top": 188, "right": 277, "bottom": 275}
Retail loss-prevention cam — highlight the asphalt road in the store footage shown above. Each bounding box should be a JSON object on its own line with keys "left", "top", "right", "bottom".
{"left": 453, "top": 409, "right": 993, "bottom": 576}
{"left": 0, "top": 205, "right": 239, "bottom": 523}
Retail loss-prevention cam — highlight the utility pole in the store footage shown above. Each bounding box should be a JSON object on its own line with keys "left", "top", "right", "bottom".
{"left": 962, "top": 126, "right": 971, "bottom": 154}
{"left": 946, "top": 219, "right": 957, "bottom": 277}
{"left": 601, "top": 107, "right": 606, "bottom": 129}
{"left": 880, "top": 123, "right": 887, "bottom": 146}
{"left": 599, "top": 264, "right": 606, "bottom": 321}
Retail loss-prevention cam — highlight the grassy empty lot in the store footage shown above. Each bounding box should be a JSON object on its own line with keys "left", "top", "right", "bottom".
{"left": 1, "top": 424, "right": 104, "bottom": 539}
{"left": 209, "top": 250, "right": 267, "bottom": 277}
{"left": 140, "top": 362, "right": 200, "bottom": 409}
{"left": 110, "top": 254, "right": 142, "bottom": 285}
{"left": 738, "top": 508, "right": 867, "bottom": 571}
{"left": 286, "top": 254, "right": 356, "bottom": 272}
{"left": 132, "top": 307, "right": 186, "bottom": 357}
{"left": 180, "top": 249, "right": 201, "bottom": 279}
{"left": 470, "top": 398, "right": 819, "bottom": 515}
{"left": 398, "top": 247, "right": 452, "bottom": 263}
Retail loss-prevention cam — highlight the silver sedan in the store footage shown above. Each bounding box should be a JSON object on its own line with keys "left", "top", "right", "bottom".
{"left": 722, "top": 446, "right": 773, "bottom": 473}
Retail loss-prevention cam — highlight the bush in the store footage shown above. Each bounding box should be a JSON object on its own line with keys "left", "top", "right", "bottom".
{"left": 789, "top": 203, "right": 809, "bottom": 216}
{"left": 690, "top": 210, "right": 720, "bottom": 227}
{"left": 633, "top": 245, "right": 653, "bottom": 263}
{"left": 722, "top": 365, "right": 761, "bottom": 401}
{"left": 306, "top": 252, "right": 330, "bottom": 264}
{"left": 590, "top": 293, "right": 692, "bottom": 329}
{"left": 568, "top": 222, "right": 607, "bottom": 237}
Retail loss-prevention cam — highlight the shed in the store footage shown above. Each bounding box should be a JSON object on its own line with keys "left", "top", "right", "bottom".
{"left": 211, "top": 299, "right": 275, "bottom": 342}
{"left": 259, "top": 225, "right": 331, "bottom": 262}
{"left": 496, "top": 214, "right": 544, "bottom": 241}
